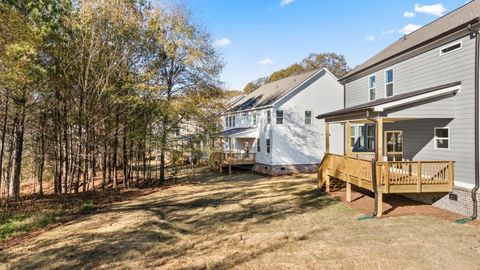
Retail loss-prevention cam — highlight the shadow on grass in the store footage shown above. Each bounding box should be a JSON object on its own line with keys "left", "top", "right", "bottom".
{"left": 4, "top": 171, "right": 338, "bottom": 269}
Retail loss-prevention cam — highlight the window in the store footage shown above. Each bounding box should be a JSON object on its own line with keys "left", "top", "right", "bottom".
{"left": 305, "top": 111, "right": 312, "bottom": 125}
{"left": 266, "top": 138, "right": 271, "bottom": 153}
{"left": 225, "top": 116, "right": 228, "bottom": 128}
{"left": 440, "top": 41, "right": 462, "bottom": 55}
{"left": 257, "top": 138, "right": 260, "bottom": 152}
{"left": 228, "top": 116, "right": 232, "bottom": 127}
{"left": 232, "top": 115, "right": 236, "bottom": 127}
{"left": 276, "top": 110, "right": 283, "bottom": 125}
{"left": 368, "top": 75, "right": 376, "bottom": 101}
{"left": 252, "top": 112, "right": 257, "bottom": 126}
{"left": 435, "top": 127, "right": 449, "bottom": 149}
{"left": 351, "top": 124, "right": 375, "bottom": 151}
{"left": 366, "top": 125, "right": 375, "bottom": 150}
{"left": 267, "top": 110, "right": 271, "bottom": 124}
{"left": 242, "top": 112, "right": 247, "bottom": 117}
{"left": 385, "top": 68, "right": 394, "bottom": 97}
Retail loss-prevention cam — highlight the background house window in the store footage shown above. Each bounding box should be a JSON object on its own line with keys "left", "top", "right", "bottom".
{"left": 267, "top": 110, "right": 271, "bottom": 124}
{"left": 257, "top": 138, "right": 260, "bottom": 152}
{"left": 225, "top": 116, "right": 228, "bottom": 127}
{"left": 228, "top": 116, "right": 232, "bottom": 127}
{"left": 435, "top": 127, "right": 449, "bottom": 149}
{"left": 232, "top": 115, "right": 236, "bottom": 127}
{"left": 276, "top": 110, "right": 283, "bottom": 124}
{"left": 385, "top": 68, "right": 394, "bottom": 97}
{"left": 305, "top": 111, "right": 312, "bottom": 125}
{"left": 253, "top": 112, "right": 257, "bottom": 126}
{"left": 369, "top": 75, "right": 376, "bottom": 101}
{"left": 266, "top": 138, "right": 271, "bottom": 153}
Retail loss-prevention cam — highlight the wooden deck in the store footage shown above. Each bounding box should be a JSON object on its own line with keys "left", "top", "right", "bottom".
{"left": 318, "top": 153, "right": 454, "bottom": 194}
{"left": 210, "top": 152, "right": 256, "bottom": 174}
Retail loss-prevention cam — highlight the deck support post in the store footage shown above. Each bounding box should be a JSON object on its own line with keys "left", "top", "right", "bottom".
{"left": 325, "top": 122, "right": 330, "bottom": 154}
{"left": 376, "top": 191, "right": 383, "bottom": 217}
{"left": 346, "top": 182, "right": 352, "bottom": 202}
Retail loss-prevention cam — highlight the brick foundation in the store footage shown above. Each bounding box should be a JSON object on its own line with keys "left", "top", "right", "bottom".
{"left": 253, "top": 163, "right": 319, "bottom": 176}
{"left": 404, "top": 186, "right": 480, "bottom": 217}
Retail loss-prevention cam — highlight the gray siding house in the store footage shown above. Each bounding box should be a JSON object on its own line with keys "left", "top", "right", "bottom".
{"left": 317, "top": 1, "right": 480, "bottom": 217}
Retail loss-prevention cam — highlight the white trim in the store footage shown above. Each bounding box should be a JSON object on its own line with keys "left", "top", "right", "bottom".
{"left": 368, "top": 74, "right": 376, "bottom": 101}
{"left": 373, "top": 85, "right": 461, "bottom": 112}
{"left": 434, "top": 127, "right": 450, "bottom": 150}
{"left": 455, "top": 181, "right": 475, "bottom": 190}
{"left": 439, "top": 41, "right": 462, "bottom": 56}
{"left": 384, "top": 67, "right": 394, "bottom": 98}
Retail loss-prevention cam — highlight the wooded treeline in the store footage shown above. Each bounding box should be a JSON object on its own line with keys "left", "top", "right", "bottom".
{"left": 0, "top": 0, "right": 225, "bottom": 201}
{"left": 243, "top": 53, "right": 350, "bottom": 94}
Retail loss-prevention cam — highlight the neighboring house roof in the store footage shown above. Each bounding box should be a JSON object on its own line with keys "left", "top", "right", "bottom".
{"left": 227, "top": 69, "right": 323, "bottom": 112}
{"left": 342, "top": 1, "right": 480, "bottom": 81}
{"left": 316, "top": 81, "right": 461, "bottom": 119}
{"left": 217, "top": 128, "right": 256, "bottom": 138}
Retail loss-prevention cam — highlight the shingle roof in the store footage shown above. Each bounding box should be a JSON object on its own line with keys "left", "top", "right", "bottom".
{"left": 316, "top": 81, "right": 461, "bottom": 119}
{"left": 227, "top": 69, "right": 322, "bottom": 112}
{"left": 342, "top": 1, "right": 480, "bottom": 80}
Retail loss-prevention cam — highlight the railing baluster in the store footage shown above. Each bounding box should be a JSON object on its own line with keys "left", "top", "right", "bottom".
{"left": 417, "top": 161, "right": 422, "bottom": 192}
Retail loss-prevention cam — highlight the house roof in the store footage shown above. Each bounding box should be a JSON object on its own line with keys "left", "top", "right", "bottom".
{"left": 227, "top": 69, "right": 323, "bottom": 112}
{"left": 316, "top": 81, "right": 461, "bottom": 120}
{"left": 217, "top": 128, "right": 257, "bottom": 138}
{"left": 342, "top": 1, "right": 480, "bottom": 81}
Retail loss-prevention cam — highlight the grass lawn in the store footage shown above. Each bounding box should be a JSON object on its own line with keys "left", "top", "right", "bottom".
{"left": 2, "top": 168, "right": 480, "bottom": 269}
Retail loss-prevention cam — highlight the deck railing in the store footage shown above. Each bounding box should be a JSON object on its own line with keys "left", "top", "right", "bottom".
{"left": 210, "top": 152, "right": 256, "bottom": 165}
{"left": 319, "top": 153, "right": 454, "bottom": 194}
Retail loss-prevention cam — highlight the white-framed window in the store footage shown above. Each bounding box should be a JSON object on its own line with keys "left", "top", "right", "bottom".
{"left": 228, "top": 116, "right": 232, "bottom": 127}
{"left": 267, "top": 110, "right": 271, "bottom": 124}
{"left": 439, "top": 41, "right": 462, "bottom": 56}
{"left": 368, "top": 75, "right": 376, "bottom": 101}
{"left": 351, "top": 124, "right": 375, "bottom": 150}
{"left": 232, "top": 115, "right": 236, "bottom": 127}
{"left": 266, "top": 138, "right": 271, "bottom": 153}
{"left": 385, "top": 68, "right": 394, "bottom": 97}
{"left": 257, "top": 138, "right": 260, "bottom": 152}
{"left": 366, "top": 125, "right": 375, "bottom": 150}
{"left": 350, "top": 125, "right": 356, "bottom": 147}
{"left": 276, "top": 110, "right": 283, "bottom": 125}
{"left": 305, "top": 110, "right": 312, "bottom": 125}
{"left": 225, "top": 116, "right": 228, "bottom": 127}
{"left": 434, "top": 127, "right": 450, "bottom": 149}
{"left": 252, "top": 112, "right": 257, "bottom": 126}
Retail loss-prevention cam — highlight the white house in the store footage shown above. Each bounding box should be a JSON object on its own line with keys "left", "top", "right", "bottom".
{"left": 214, "top": 68, "right": 344, "bottom": 175}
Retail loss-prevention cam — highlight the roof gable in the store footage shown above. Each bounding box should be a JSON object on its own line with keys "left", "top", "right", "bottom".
{"left": 227, "top": 69, "right": 322, "bottom": 112}
{"left": 342, "top": 1, "right": 480, "bottom": 81}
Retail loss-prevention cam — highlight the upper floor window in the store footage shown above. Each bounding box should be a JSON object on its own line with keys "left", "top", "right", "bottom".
{"left": 434, "top": 127, "right": 449, "bottom": 149}
{"left": 368, "top": 75, "right": 376, "bottom": 101}
{"left": 276, "top": 110, "right": 283, "bottom": 125}
{"left": 252, "top": 112, "right": 257, "bottom": 126}
{"left": 232, "top": 115, "right": 236, "bottom": 127}
{"left": 440, "top": 41, "right": 462, "bottom": 56}
{"left": 305, "top": 111, "right": 312, "bottom": 125}
{"left": 385, "top": 68, "right": 394, "bottom": 97}
{"left": 228, "top": 116, "right": 232, "bottom": 127}
{"left": 257, "top": 138, "right": 260, "bottom": 152}
{"left": 267, "top": 110, "right": 271, "bottom": 124}
{"left": 225, "top": 116, "right": 228, "bottom": 127}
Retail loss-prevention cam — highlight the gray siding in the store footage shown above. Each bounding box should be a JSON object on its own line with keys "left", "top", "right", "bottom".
{"left": 346, "top": 34, "right": 476, "bottom": 186}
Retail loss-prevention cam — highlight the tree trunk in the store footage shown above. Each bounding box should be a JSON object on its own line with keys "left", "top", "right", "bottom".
{"left": 112, "top": 113, "right": 119, "bottom": 188}
{"left": 0, "top": 92, "right": 9, "bottom": 194}
{"left": 10, "top": 106, "right": 26, "bottom": 201}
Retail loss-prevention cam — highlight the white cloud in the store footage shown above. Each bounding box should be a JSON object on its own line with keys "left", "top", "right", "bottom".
{"left": 280, "top": 0, "right": 294, "bottom": 7}
{"left": 382, "top": 29, "right": 395, "bottom": 35}
{"left": 404, "top": 11, "right": 416, "bottom": 18}
{"left": 214, "top": 38, "right": 231, "bottom": 47}
{"left": 365, "top": 36, "right": 375, "bottom": 42}
{"left": 259, "top": 58, "right": 274, "bottom": 66}
{"left": 414, "top": 3, "right": 447, "bottom": 16}
{"left": 399, "top": 24, "right": 422, "bottom": 35}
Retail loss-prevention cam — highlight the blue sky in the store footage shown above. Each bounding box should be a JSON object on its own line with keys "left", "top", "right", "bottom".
{"left": 177, "top": 0, "right": 469, "bottom": 90}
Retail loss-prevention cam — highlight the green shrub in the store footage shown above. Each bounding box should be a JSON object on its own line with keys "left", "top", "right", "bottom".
{"left": 79, "top": 201, "right": 95, "bottom": 212}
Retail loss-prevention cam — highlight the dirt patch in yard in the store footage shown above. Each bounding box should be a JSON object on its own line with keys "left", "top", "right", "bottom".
{"left": 329, "top": 186, "right": 473, "bottom": 223}
{"left": 2, "top": 170, "right": 480, "bottom": 269}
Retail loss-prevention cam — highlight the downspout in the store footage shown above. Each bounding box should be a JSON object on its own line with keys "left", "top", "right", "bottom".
{"left": 469, "top": 23, "right": 479, "bottom": 220}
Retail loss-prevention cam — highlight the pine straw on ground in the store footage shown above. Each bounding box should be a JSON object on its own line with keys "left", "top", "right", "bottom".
{"left": 2, "top": 169, "right": 480, "bottom": 269}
